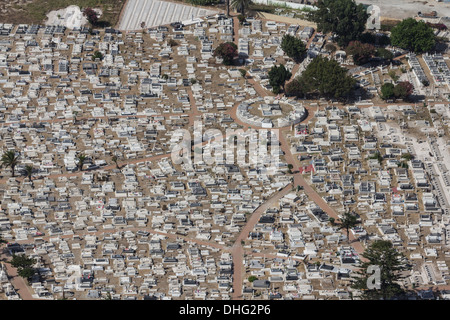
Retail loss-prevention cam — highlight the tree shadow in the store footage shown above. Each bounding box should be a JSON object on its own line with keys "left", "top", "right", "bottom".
{"left": 93, "top": 20, "right": 111, "bottom": 29}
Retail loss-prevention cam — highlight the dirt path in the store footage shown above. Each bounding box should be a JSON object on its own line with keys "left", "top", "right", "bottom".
{"left": 0, "top": 246, "right": 41, "bottom": 300}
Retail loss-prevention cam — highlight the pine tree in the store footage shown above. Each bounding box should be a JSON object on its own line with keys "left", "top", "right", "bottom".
{"left": 351, "top": 240, "right": 411, "bottom": 300}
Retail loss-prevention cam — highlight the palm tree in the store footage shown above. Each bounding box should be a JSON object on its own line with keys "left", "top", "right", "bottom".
{"left": 112, "top": 155, "right": 120, "bottom": 169}
{"left": 231, "top": 0, "right": 252, "bottom": 15}
{"left": 24, "top": 164, "right": 33, "bottom": 182}
{"left": 1, "top": 150, "right": 19, "bottom": 177}
{"left": 76, "top": 154, "right": 86, "bottom": 171}
{"left": 338, "top": 212, "right": 360, "bottom": 244}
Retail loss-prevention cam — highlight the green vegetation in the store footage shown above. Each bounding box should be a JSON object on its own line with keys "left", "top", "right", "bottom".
{"left": 93, "top": 51, "right": 104, "bottom": 60}
{"left": 285, "top": 77, "right": 305, "bottom": 98}
{"left": 390, "top": 18, "right": 436, "bottom": 53}
{"left": 10, "top": 254, "right": 37, "bottom": 282}
{"left": 213, "top": 42, "right": 238, "bottom": 66}
{"left": 24, "top": 165, "right": 34, "bottom": 182}
{"left": 248, "top": 276, "right": 258, "bottom": 282}
{"left": 112, "top": 155, "right": 120, "bottom": 169}
{"left": 239, "top": 69, "right": 247, "bottom": 78}
{"left": 388, "top": 70, "right": 399, "bottom": 82}
{"left": 186, "top": 0, "right": 220, "bottom": 5}
{"left": 281, "top": 34, "right": 307, "bottom": 63}
{"left": 295, "top": 55, "right": 356, "bottom": 100}
{"left": 268, "top": 64, "right": 291, "bottom": 94}
{"left": 381, "top": 82, "right": 395, "bottom": 100}
{"left": 231, "top": 0, "right": 252, "bottom": 15}
{"left": 1, "top": 150, "right": 20, "bottom": 177}
{"left": 401, "top": 153, "right": 413, "bottom": 161}
{"left": 337, "top": 212, "right": 360, "bottom": 244}
{"left": 369, "top": 151, "right": 383, "bottom": 164}
{"left": 381, "top": 81, "right": 413, "bottom": 101}
{"left": 237, "top": 14, "right": 246, "bottom": 25}
{"left": 76, "top": 153, "right": 87, "bottom": 171}
{"left": 376, "top": 48, "right": 394, "bottom": 62}
{"left": 83, "top": 7, "right": 98, "bottom": 26}
{"left": 346, "top": 41, "right": 375, "bottom": 65}
{"left": 329, "top": 217, "right": 335, "bottom": 226}
{"left": 351, "top": 240, "right": 411, "bottom": 300}
{"left": 310, "top": 0, "right": 368, "bottom": 46}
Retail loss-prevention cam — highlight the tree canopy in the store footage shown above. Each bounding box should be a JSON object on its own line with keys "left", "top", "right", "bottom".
{"left": 285, "top": 77, "right": 305, "bottom": 98}
{"left": 346, "top": 41, "right": 376, "bottom": 65}
{"left": 1, "top": 150, "right": 20, "bottom": 177}
{"left": 296, "top": 55, "right": 355, "bottom": 99}
{"left": 337, "top": 212, "right": 360, "bottom": 243}
{"left": 381, "top": 81, "right": 413, "bottom": 101}
{"left": 231, "top": 0, "right": 252, "bottom": 15}
{"left": 351, "top": 240, "right": 411, "bottom": 300}
{"left": 213, "top": 42, "right": 238, "bottom": 65}
{"left": 390, "top": 18, "right": 435, "bottom": 53}
{"left": 83, "top": 8, "right": 98, "bottom": 26}
{"left": 376, "top": 48, "right": 394, "bottom": 61}
{"left": 268, "top": 64, "right": 292, "bottom": 94}
{"left": 310, "top": 0, "right": 369, "bottom": 46}
{"left": 186, "top": 0, "right": 220, "bottom": 5}
{"left": 380, "top": 82, "right": 395, "bottom": 100}
{"left": 281, "top": 34, "right": 306, "bottom": 63}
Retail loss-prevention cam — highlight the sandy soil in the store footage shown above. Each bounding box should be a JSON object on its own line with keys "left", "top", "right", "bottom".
{"left": 45, "top": 5, "right": 102, "bottom": 28}
{"left": 354, "top": 0, "right": 450, "bottom": 20}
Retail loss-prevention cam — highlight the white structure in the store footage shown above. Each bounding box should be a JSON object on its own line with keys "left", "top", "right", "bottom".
{"left": 366, "top": 5, "right": 381, "bottom": 30}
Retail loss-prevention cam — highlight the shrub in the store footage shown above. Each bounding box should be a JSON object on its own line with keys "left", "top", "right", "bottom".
{"left": 83, "top": 7, "right": 98, "bottom": 26}
{"left": 213, "top": 42, "right": 238, "bottom": 65}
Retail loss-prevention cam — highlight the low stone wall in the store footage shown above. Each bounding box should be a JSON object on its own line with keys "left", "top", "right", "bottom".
{"left": 256, "top": 12, "right": 317, "bottom": 28}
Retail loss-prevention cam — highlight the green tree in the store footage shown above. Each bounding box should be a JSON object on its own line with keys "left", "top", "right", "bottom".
{"left": 380, "top": 82, "right": 395, "bottom": 100}
{"left": 213, "top": 42, "right": 238, "bottom": 65}
{"left": 369, "top": 150, "right": 384, "bottom": 164}
{"left": 18, "top": 267, "right": 35, "bottom": 281}
{"left": 93, "top": 51, "right": 104, "bottom": 60}
{"left": 376, "top": 48, "right": 394, "bottom": 62}
{"left": 237, "top": 14, "right": 246, "bottom": 25}
{"left": 231, "top": 0, "right": 252, "bottom": 15}
{"left": 112, "top": 155, "right": 120, "bottom": 169}
{"left": 285, "top": 78, "right": 305, "bottom": 98}
{"left": 394, "top": 81, "right": 413, "bottom": 100}
{"left": 310, "top": 0, "right": 369, "bottom": 46}
{"left": 186, "top": 0, "right": 219, "bottom": 5}
{"left": 248, "top": 276, "right": 258, "bottom": 282}
{"left": 1, "top": 150, "right": 20, "bottom": 177}
{"left": 351, "top": 240, "right": 411, "bottom": 300}
{"left": 76, "top": 153, "right": 86, "bottom": 171}
{"left": 10, "top": 254, "right": 36, "bottom": 269}
{"left": 281, "top": 34, "right": 306, "bottom": 63}
{"left": 24, "top": 164, "right": 33, "bottom": 182}
{"left": 83, "top": 7, "right": 98, "bottom": 26}
{"left": 388, "top": 70, "right": 399, "bottom": 82}
{"left": 346, "top": 41, "right": 375, "bottom": 65}
{"left": 329, "top": 217, "right": 336, "bottom": 226}
{"left": 239, "top": 68, "right": 247, "bottom": 78}
{"left": 337, "top": 212, "right": 359, "bottom": 243}
{"left": 298, "top": 56, "right": 355, "bottom": 99}
{"left": 401, "top": 153, "right": 413, "bottom": 161}
{"left": 268, "top": 64, "right": 291, "bottom": 94}
{"left": 390, "top": 18, "right": 435, "bottom": 53}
